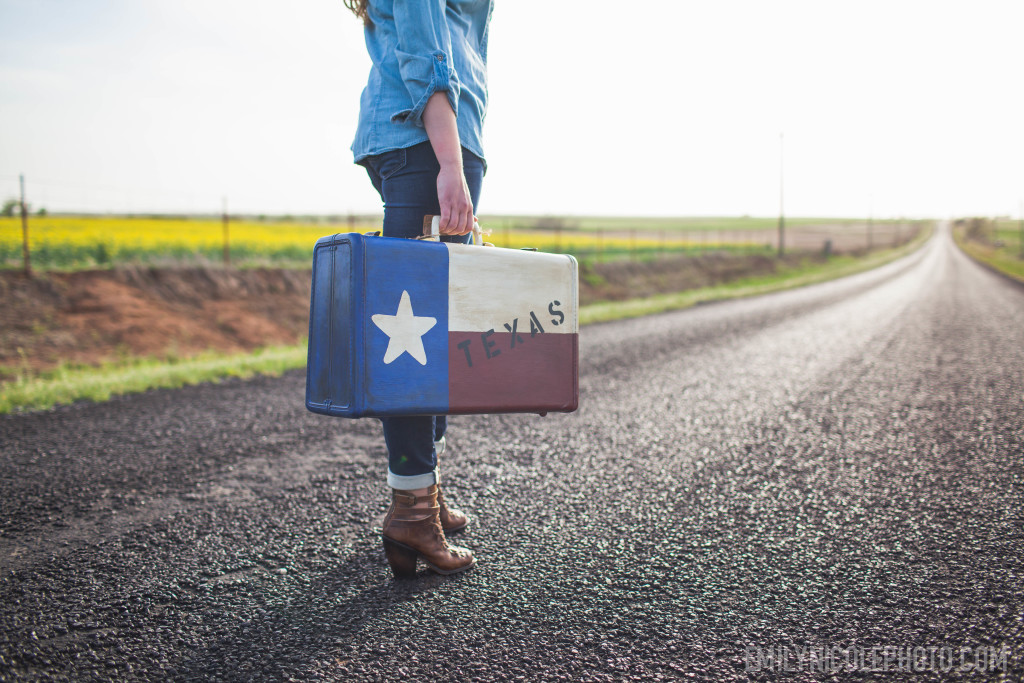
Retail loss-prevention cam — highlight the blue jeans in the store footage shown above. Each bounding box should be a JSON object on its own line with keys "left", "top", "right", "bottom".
{"left": 360, "top": 141, "right": 485, "bottom": 489}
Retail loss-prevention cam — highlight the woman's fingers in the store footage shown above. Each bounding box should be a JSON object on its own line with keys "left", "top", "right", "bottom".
{"left": 437, "top": 166, "right": 474, "bottom": 234}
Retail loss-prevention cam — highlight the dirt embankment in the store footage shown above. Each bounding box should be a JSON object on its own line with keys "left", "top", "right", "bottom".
{"left": 1, "top": 267, "right": 310, "bottom": 373}
{"left": 0, "top": 251, "right": 789, "bottom": 374}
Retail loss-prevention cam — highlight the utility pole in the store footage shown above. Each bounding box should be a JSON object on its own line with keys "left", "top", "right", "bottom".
{"left": 19, "top": 174, "right": 31, "bottom": 277}
{"left": 1019, "top": 200, "right": 1023, "bottom": 259}
{"left": 222, "top": 196, "right": 230, "bottom": 266}
{"left": 867, "top": 195, "right": 874, "bottom": 251}
{"left": 778, "top": 133, "right": 785, "bottom": 258}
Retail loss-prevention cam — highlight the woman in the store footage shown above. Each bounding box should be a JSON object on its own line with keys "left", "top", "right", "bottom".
{"left": 345, "top": 0, "right": 493, "bottom": 578}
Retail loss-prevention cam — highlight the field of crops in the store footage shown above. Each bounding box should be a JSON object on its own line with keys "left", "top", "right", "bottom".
{"left": 2, "top": 214, "right": 922, "bottom": 271}
{"left": 0, "top": 215, "right": 782, "bottom": 270}
{"left": 485, "top": 214, "right": 850, "bottom": 232}
{"left": 0, "top": 216, "right": 340, "bottom": 269}
{"left": 953, "top": 217, "right": 1024, "bottom": 283}
{"left": 992, "top": 218, "right": 1024, "bottom": 254}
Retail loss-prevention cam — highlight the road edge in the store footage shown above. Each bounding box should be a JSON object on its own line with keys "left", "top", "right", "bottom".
{"left": 1, "top": 226, "right": 935, "bottom": 415}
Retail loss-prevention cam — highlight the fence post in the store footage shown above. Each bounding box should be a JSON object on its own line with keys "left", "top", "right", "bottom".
{"left": 19, "top": 174, "right": 31, "bottom": 277}
{"left": 1019, "top": 201, "right": 1023, "bottom": 259}
{"left": 778, "top": 132, "right": 785, "bottom": 257}
{"left": 222, "top": 196, "right": 230, "bottom": 266}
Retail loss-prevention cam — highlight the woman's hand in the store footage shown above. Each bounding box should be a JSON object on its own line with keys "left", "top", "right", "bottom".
{"left": 423, "top": 91, "right": 475, "bottom": 235}
{"left": 436, "top": 164, "right": 474, "bottom": 235}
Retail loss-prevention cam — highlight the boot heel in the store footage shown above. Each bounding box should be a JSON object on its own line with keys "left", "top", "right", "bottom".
{"left": 382, "top": 537, "right": 418, "bottom": 578}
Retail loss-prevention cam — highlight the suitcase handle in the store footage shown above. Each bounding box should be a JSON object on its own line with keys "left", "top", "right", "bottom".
{"left": 420, "top": 215, "right": 490, "bottom": 246}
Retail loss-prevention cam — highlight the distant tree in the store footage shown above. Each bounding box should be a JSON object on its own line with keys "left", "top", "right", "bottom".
{"left": 535, "top": 216, "right": 566, "bottom": 231}
{"left": 36, "top": 207, "right": 47, "bottom": 217}
{"left": 1, "top": 199, "right": 18, "bottom": 217}
{"left": 966, "top": 217, "right": 992, "bottom": 243}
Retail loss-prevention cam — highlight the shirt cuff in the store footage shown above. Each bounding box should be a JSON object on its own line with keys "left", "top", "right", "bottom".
{"left": 392, "top": 51, "right": 460, "bottom": 128}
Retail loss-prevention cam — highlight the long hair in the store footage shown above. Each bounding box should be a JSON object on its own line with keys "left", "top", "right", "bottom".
{"left": 343, "top": 0, "right": 372, "bottom": 27}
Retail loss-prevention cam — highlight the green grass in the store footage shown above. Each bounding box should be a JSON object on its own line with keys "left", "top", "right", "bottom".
{"left": 479, "top": 214, "right": 906, "bottom": 233}
{"left": 0, "top": 225, "right": 934, "bottom": 414}
{"left": 580, "top": 223, "right": 933, "bottom": 325}
{"left": 0, "top": 344, "right": 307, "bottom": 414}
{"left": 953, "top": 221, "right": 1024, "bottom": 284}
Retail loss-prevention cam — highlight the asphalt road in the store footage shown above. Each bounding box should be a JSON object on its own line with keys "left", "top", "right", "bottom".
{"left": 2, "top": 226, "right": 1022, "bottom": 681}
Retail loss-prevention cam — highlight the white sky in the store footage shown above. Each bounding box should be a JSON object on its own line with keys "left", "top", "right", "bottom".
{"left": 1, "top": 0, "right": 1022, "bottom": 219}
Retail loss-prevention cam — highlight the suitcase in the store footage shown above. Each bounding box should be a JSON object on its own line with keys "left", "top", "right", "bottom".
{"left": 305, "top": 228, "right": 578, "bottom": 418}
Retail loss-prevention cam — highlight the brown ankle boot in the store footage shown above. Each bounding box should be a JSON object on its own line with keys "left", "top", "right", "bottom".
{"left": 432, "top": 436, "right": 469, "bottom": 533}
{"left": 437, "top": 486, "right": 469, "bottom": 533}
{"left": 382, "top": 485, "right": 475, "bottom": 578}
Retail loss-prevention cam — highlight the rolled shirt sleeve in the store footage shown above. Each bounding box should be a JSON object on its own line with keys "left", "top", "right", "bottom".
{"left": 351, "top": 0, "right": 490, "bottom": 163}
{"left": 391, "top": 0, "right": 462, "bottom": 128}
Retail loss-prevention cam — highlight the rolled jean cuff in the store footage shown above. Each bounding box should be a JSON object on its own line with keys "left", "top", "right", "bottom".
{"left": 387, "top": 468, "right": 439, "bottom": 490}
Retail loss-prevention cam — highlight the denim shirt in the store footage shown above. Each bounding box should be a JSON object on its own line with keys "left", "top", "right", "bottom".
{"left": 351, "top": 0, "right": 493, "bottom": 165}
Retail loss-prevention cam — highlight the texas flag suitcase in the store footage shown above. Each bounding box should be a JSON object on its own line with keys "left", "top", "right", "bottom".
{"left": 305, "top": 229, "right": 578, "bottom": 417}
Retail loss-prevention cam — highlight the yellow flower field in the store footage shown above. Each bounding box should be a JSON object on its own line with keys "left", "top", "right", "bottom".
{"left": 0, "top": 215, "right": 753, "bottom": 270}
{"left": 0, "top": 216, "right": 353, "bottom": 268}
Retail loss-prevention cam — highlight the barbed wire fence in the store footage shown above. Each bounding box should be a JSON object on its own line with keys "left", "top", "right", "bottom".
{"left": 2, "top": 173, "right": 929, "bottom": 274}
{"left": 0, "top": 173, "right": 380, "bottom": 273}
